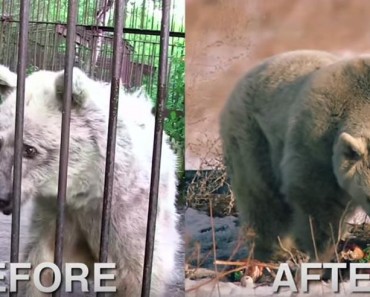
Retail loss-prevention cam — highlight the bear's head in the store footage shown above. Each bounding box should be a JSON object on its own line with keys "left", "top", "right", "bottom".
{"left": 333, "top": 132, "right": 370, "bottom": 213}
{"left": 0, "top": 66, "right": 110, "bottom": 215}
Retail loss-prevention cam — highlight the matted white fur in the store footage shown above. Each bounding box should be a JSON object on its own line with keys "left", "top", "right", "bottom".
{"left": 0, "top": 66, "right": 181, "bottom": 297}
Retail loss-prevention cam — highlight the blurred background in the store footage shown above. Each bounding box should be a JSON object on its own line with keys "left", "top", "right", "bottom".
{"left": 186, "top": 0, "right": 370, "bottom": 170}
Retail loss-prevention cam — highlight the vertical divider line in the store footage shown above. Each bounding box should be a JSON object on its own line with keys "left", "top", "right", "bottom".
{"left": 53, "top": 0, "right": 78, "bottom": 296}
{"left": 10, "top": 5, "right": 30, "bottom": 297}
{"left": 140, "top": 0, "right": 171, "bottom": 296}
{"left": 97, "top": 0, "right": 124, "bottom": 293}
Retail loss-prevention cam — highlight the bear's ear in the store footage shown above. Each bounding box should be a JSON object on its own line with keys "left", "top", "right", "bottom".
{"left": 338, "top": 132, "right": 365, "bottom": 160}
{"left": 55, "top": 67, "right": 91, "bottom": 108}
{"left": 0, "top": 65, "right": 17, "bottom": 97}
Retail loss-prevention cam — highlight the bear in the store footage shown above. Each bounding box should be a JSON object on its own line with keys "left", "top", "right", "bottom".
{"left": 0, "top": 66, "right": 182, "bottom": 296}
{"left": 0, "top": 65, "right": 17, "bottom": 101}
{"left": 220, "top": 49, "right": 370, "bottom": 262}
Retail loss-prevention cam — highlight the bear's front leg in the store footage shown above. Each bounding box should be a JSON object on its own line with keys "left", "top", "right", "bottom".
{"left": 109, "top": 256, "right": 168, "bottom": 297}
{"left": 280, "top": 155, "right": 351, "bottom": 262}
{"left": 113, "top": 270, "right": 142, "bottom": 297}
{"left": 18, "top": 209, "right": 96, "bottom": 297}
{"left": 17, "top": 236, "right": 56, "bottom": 297}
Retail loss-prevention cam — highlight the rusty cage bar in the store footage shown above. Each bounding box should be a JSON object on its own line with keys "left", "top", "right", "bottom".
{"left": 2, "top": 0, "right": 184, "bottom": 296}
{"left": 53, "top": 0, "right": 78, "bottom": 296}
{"left": 98, "top": 0, "right": 125, "bottom": 268}
{"left": 141, "top": 0, "right": 171, "bottom": 296}
{"left": 10, "top": 0, "right": 30, "bottom": 284}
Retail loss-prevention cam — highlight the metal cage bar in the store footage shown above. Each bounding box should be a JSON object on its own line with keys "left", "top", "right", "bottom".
{"left": 97, "top": 0, "right": 125, "bottom": 296}
{"left": 141, "top": 0, "right": 171, "bottom": 296}
{"left": 10, "top": 2, "right": 30, "bottom": 297}
{"left": 98, "top": 0, "right": 124, "bottom": 264}
{"left": 53, "top": 0, "right": 78, "bottom": 296}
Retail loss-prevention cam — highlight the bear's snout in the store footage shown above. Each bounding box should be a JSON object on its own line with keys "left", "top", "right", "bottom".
{"left": 0, "top": 193, "right": 12, "bottom": 215}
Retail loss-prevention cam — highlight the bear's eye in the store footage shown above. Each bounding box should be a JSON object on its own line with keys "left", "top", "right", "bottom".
{"left": 344, "top": 147, "right": 361, "bottom": 161}
{"left": 23, "top": 144, "right": 38, "bottom": 159}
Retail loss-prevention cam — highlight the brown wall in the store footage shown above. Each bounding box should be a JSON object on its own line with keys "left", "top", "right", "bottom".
{"left": 186, "top": 0, "right": 370, "bottom": 169}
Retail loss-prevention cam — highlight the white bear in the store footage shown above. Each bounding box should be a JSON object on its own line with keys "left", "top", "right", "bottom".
{"left": 0, "top": 66, "right": 182, "bottom": 296}
{"left": 220, "top": 50, "right": 370, "bottom": 261}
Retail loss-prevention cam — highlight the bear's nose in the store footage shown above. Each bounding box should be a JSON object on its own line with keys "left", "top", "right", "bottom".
{"left": 0, "top": 196, "right": 10, "bottom": 208}
{"left": 0, "top": 193, "right": 12, "bottom": 215}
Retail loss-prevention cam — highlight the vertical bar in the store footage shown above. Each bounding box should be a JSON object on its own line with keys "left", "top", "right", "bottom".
{"left": 50, "top": 0, "right": 62, "bottom": 70}
{"left": 3, "top": 15, "right": 12, "bottom": 66}
{"left": 100, "top": 39, "right": 108, "bottom": 81}
{"left": 141, "top": 0, "right": 171, "bottom": 296}
{"left": 0, "top": 3, "right": 4, "bottom": 62}
{"left": 53, "top": 0, "right": 78, "bottom": 296}
{"left": 98, "top": 0, "right": 124, "bottom": 273}
{"left": 10, "top": 5, "right": 30, "bottom": 296}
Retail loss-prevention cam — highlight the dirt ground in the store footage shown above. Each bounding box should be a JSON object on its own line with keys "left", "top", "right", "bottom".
{"left": 186, "top": 0, "right": 370, "bottom": 169}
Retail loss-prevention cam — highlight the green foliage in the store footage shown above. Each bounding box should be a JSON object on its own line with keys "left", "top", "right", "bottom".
{"left": 26, "top": 65, "right": 39, "bottom": 75}
{"left": 233, "top": 271, "right": 244, "bottom": 282}
{"left": 126, "top": 0, "right": 161, "bottom": 30}
{"left": 142, "top": 53, "right": 185, "bottom": 179}
{"left": 166, "top": 54, "right": 185, "bottom": 197}
{"left": 143, "top": 56, "right": 184, "bottom": 144}
{"left": 359, "top": 247, "right": 370, "bottom": 263}
{"left": 165, "top": 55, "right": 185, "bottom": 146}
{"left": 0, "top": 0, "right": 184, "bottom": 31}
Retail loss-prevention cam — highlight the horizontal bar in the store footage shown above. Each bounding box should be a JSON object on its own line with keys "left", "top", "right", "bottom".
{"left": 0, "top": 18, "right": 185, "bottom": 38}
